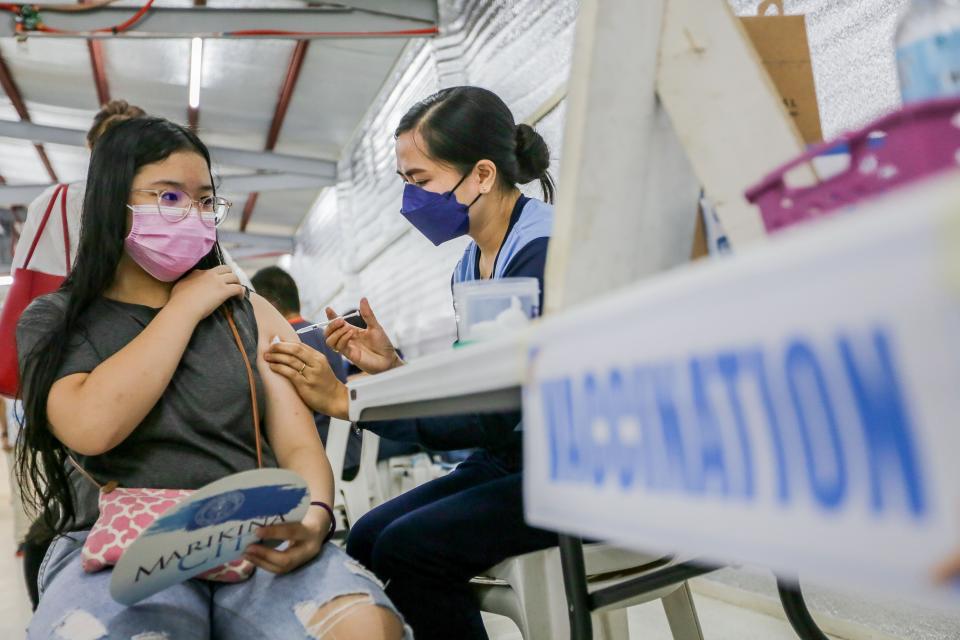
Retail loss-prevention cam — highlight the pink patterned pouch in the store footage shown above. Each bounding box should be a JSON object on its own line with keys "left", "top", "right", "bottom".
{"left": 80, "top": 485, "right": 255, "bottom": 583}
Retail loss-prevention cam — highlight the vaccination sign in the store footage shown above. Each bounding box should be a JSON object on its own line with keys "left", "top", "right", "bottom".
{"left": 523, "top": 177, "right": 960, "bottom": 606}
{"left": 111, "top": 469, "right": 310, "bottom": 606}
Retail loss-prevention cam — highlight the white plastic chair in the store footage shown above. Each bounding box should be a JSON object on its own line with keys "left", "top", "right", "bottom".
{"left": 338, "top": 428, "right": 384, "bottom": 526}
{"left": 474, "top": 546, "right": 704, "bottom": 640}
{"left": 331, "top": 424, "right": 443, "bottom": 529}
{"left": 325, "top": 418, "right": 350, "bottom": 482}
{"left": 324, "top": 418, "right": 352, "bottom": 533}
{"left": 377, "top": 452, "right": 448, "bottom": 500}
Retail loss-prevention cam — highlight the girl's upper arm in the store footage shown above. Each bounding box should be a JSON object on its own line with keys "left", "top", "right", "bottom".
{"left": 18, "top": 298, "right": 101, "bottom": 452}
{"left": 248, "top": 294, "right": 321, "bottom": 461}
{"left": 47, "top": 373, "right": 95, "bottom": 452}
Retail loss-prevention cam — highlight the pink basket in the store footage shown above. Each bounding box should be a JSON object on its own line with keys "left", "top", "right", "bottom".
{"left": 745, "top": 97, "right": 960, "bottom": 232}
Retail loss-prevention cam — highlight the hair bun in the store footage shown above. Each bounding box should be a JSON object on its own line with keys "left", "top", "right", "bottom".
{"left": 514, "top": 123, "right": 550, "bottom": 184}
{"left": 102, "top": 100, "right": 136, "bottom": 117}
{"left": 87, "top": 100, "right": 146, "bottom": 148}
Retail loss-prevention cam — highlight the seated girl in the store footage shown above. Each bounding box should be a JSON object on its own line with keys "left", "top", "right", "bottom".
{"left": 16, "top": 117, "right": 408, "bottom": 640}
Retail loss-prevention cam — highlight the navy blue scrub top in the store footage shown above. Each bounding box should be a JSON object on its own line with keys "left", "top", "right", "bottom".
{"left": 359, "top": 195, "right": 552, "bottom": 469}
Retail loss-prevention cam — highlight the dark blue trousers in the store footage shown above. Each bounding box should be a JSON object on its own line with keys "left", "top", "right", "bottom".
{"left": 346, "top": 449, "right": 558, "bottom": 639}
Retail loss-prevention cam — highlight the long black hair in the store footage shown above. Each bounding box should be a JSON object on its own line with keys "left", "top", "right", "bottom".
{"left": 16, "top": 117, "right": 224, "bottom": 538}
{"left": 396, "top": 86, "right": 556, "bottom": 203}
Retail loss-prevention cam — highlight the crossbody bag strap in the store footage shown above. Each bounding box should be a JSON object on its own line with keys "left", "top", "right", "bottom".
{"left": 65, "top": 453, "right": 119, "bottom": 493}
{"left": 224, "top": 305, "right": 263, "bottom": 469}
{"left": 22, "top": 184, "right": 66, "bottom": 269}
{"left": 60, "top": 183, "right": 71, "bottom": 272}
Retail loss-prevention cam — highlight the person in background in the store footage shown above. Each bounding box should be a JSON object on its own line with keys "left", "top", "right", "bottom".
{"left": 13, "top": 100, "right": 146, "bottom": 298}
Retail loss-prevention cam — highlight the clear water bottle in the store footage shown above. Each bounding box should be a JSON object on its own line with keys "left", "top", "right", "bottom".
{"left": 896, "top": 0, "right": 960, "bottom": 103}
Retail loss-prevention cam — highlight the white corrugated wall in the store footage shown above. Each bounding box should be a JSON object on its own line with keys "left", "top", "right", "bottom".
{"left": 290, "top": 0, "right": 915, "bottom": 358}
{"left": 289, "top": 0, "right": 577, "bottom": 357}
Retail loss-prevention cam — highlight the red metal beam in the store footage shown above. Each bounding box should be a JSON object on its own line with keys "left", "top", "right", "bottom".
{"left": 0, "top": 54, "right": 28, "bottom": 120}
{"left": 265, "top": 40, "right": 309, "bottom": 152}
{"left": 80, "top": 0, "right": 110, "bottom": 107}
{"left": 241, "top": 40, "right": 310, "bottom": 232}
{"left": 87, "top": 41, "right": 111, "bottom": 106}
{"left": 0, "top": 51, "right": 59, "bottom": 183}
{"left": 33, "top": 146, "right": 58, "bottom": 183}
{"left": 188, "top": 106, "right": 199, "bottom": 131}
{"left": 239, "top": 193, "right": 259, "bottom": 232}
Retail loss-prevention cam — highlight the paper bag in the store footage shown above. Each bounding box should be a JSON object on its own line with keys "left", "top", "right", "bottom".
{"left": 740, "top": 0, "right": 823, "bottom": 145}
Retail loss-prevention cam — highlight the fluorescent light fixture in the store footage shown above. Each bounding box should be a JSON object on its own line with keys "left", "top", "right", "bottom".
{"left": 0, "top": 275, "right": 13, "bottom": 287}
{"left": 189, "top": 37, "right": 203, "bottom": 109}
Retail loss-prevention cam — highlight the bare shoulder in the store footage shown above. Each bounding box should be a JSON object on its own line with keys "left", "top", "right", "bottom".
{"left": 248, "top": 292, "right": 298, "bottom": 345}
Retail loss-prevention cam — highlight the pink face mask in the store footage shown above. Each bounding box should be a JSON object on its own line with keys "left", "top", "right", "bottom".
{"left": 124, "top": 205, "right": 216, "bottom": 282}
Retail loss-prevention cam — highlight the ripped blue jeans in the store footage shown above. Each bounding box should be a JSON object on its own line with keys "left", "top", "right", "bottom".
{"left": 28, "top": 531, "right": 412, "bottom": 640}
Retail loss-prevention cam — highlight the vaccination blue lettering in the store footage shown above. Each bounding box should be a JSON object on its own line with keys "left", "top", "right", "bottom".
{"left": 537, "top": 326, "right": 927, "bottom": 518}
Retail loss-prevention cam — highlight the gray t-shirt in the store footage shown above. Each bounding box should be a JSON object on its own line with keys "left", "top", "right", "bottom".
{"left": 16, "top": 291, "right": 277, "bottom": 532}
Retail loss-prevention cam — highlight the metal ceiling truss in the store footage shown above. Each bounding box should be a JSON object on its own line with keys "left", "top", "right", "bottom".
{"left": 0, "top": 171, "right": 332, "bottom": 207}
{"left": 0, "top": 120, "right": 338, "bottom": 178}
{"left": 0, "top": 50, "right": 58, "bottom": 183}
{"left": 1, "top": 2, "right": 439, "bottom": 39}
{"left": 218, "top": 230, "right": 294, "bottom": 259}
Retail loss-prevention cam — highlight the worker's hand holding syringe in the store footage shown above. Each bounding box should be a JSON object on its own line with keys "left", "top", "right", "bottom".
{"left": 323, "top": 298, "right": 403, "bottom": 375}
{"left": 264, "top": 297, "right": 402, "bottom": 418}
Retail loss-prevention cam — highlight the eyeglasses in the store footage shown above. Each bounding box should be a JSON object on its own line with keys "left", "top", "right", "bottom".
{"left": 132, "top": 189, "right": 231, "bottom": 227}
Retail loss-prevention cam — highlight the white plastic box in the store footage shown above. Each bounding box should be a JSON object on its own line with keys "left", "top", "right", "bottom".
{"left": 453, "top": 277, "right": 540, "bottom": 345}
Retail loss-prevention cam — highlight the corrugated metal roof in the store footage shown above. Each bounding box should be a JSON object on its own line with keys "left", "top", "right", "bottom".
{"left": 0, "top": 2, "right": 434, "bottom": 271}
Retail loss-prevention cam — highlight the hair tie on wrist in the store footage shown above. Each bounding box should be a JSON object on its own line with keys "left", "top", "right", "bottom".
{"left": 310, "top": 501, "right": 337, "bottom": 543}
